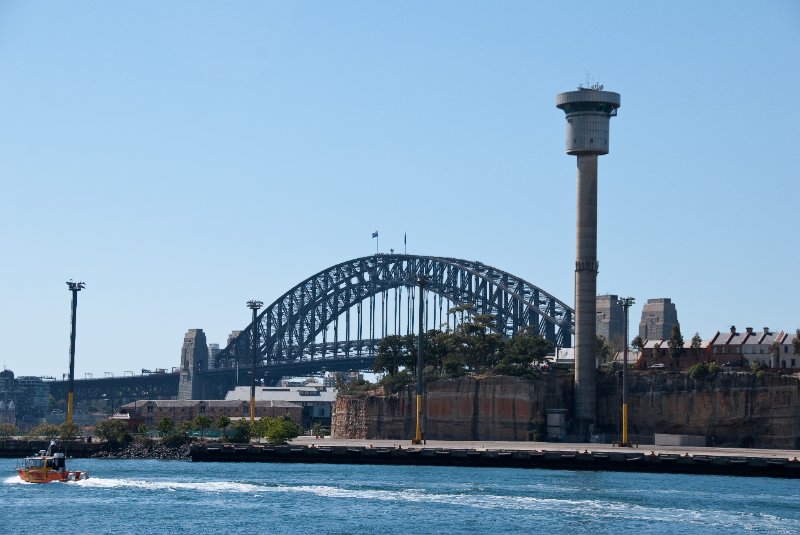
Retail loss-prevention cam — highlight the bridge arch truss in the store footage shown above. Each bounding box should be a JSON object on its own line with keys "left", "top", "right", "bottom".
{"left": 213, "top": 254, "right": 573, "bottom": 372}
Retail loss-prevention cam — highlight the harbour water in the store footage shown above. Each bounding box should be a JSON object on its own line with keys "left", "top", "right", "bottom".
{"left": 2, "top": 458, "right": 798, "bottom": 534}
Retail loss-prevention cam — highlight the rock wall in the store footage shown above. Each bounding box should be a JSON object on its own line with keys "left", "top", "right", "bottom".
{"left": 333, "top": 372, "right": 800, "bottom": 449}
{"left": 597, "top": 371, "right": 800, "bottom": 449}
{"left": 332, "top": 375, "right": 572, "bottom": 441}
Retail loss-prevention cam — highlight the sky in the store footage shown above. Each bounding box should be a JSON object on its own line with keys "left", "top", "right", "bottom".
{"left": 1, "top": 1, "right": 798, "bottom": 378}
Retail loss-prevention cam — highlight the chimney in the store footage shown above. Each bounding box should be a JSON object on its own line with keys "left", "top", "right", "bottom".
{"left": 746, "top": 327, "right": 753, "bottom": 335}
{"left": 763, "top": 327, "right": 769, "bottom": 334}
{"left": 730, "top": 325, "right": 736, "bottom": 334}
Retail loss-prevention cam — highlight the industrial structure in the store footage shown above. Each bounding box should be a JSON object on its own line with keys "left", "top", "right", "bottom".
{"left": 557, "top": 84, "right": 620, "bottom": 437}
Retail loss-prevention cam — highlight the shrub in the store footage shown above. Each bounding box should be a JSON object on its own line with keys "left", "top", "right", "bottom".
{"left": 258, "top": 416, "right": 301, "bottom": 445}
{"left": 688, "top": 362, "right": 709, "bottom": 380}
{"left": 94, "top": 419, "right": 132, "bottom": 447}
{"left": 0, "top": 423, "right": 17, "bottom": 438}
{"left": 228, "top": 419, "right": 252, "bottom": 443}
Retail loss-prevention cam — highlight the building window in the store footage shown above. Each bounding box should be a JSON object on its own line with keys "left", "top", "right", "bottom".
{"left": 199, "top": 405, "right": 206, "bottom": 414}
{"left": 792, "top": 359, "right": 796, "bottom": 368}
{"left": 147, "top": 405, "right": 153, "bottom": 414}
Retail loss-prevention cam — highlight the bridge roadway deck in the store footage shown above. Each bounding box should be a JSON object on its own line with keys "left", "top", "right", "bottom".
{"left": 290, "top": 436, "right": 800, "bottom": 460}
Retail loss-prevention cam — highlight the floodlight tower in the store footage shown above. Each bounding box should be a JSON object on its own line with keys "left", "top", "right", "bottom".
{"left": 65, "top": 280, "right": 85, "bottom": 427}
{"left": 556, "top": 84, "right": 620, "bottom": 438}
{"left": 246, "top": 299, "right": 263, "bottom": 425}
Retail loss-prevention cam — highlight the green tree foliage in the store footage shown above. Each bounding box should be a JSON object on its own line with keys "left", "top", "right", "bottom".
{"left": 193, "top": 415, "right": 211, "bottom": 438}
{"left": 59, "top": 422, "right": 79, "bottom": 440}
{"left": 631, "top": 335, "right": 644, "bottom": 351}
{"left": 215, "top": 415, "right": 231, "bottom": 439}
{"left": 374, "top": 335, "right": 408, "bottom": 376}
{"left": 596, "top": 335, "right": 613, "bottom": 364}
{"left": 254, "top": 415, "right": 301, "bottom": 445}
{"left": 27, "top": 423, "right": 60, "bottom": 439}
{"left": 668, "top": 325, "right": 685, "bottom": 365}
{"left": 494, "top": 331, "right": 552, "bottom": 378}
{"left": 794, "top": 329, "right": 800, "bottom": 356}
{"left": 378, "top": 369, "right": 414, "bottom": 393}
{"left": 228, "top": 419, "right": 252, "bottom": 443}
{"left": 653, "top": 342, "right": 662, "bottom": 358}
{"left": 156, "top": 417, "right": 175, "bottom": 437}
{"left": 690, "top": 333, "right": 703, "bottom": 355}
{"left": 0, "top": 423, "right": 17, "bottom": 437}
{"left": 688, "top": 361, "right": 721, "bottom": 380}
{"left": 93, "top": 419, "right": 132, "bottom": 447}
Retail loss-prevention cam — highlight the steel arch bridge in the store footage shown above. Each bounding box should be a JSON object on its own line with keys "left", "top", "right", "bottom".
{"left": 212, "top": 254, "right": 573, "bottom": 375}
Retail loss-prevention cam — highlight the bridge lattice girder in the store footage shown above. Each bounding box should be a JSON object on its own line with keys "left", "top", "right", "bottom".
{"left": 215, "top": 254, "right": 573, "bottom": 368}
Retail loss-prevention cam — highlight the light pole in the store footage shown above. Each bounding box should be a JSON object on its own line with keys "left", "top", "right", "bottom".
{"left": 617, "top": 296, "right": 635, "bottom": 447}
{"left": 66, "top": 280, "right": 85, "bottom": 427}
{"left": 247, "top": 300, "right": 263, "bottom": 425}
{"left": 412, "top": 275, "right": 426, "bottom": 445}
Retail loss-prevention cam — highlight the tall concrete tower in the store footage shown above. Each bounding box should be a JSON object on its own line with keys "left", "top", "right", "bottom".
{"left": 556, "top": 85, "right": 620, "bottom": 438}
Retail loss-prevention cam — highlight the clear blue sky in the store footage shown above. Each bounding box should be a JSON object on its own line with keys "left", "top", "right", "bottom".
{"left": 1, "top": 1, "right": 798, "bottom": 377}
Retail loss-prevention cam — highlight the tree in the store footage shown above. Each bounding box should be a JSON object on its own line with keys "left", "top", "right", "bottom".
{"left": 27, "top": 423, "right": 60, "bottom": 439}
{"left": 156, "top": 417, "right": 175, "bottom": 438}
{"left": 216, "top": 415, "right": 231, "bottom": 439}
{"left": 256, "top": 415, "right": 301, "bottom": 445}
{"left": 794, "top": 329, "right": 800, "bottom": 356}
{"left": 194, "top": 415, "right": 211, "bottom": 438}
{"left": 668, "top": 325, "right": 685, "bottom": 367}
{"left": 596, "top": 335, "right": 612, "bottom": 364}
{"left": 652, "top": 342, "right": 662, "bottom": 361}
{"left": 690, "top": 333, "right": 703, "bottom": 356}
{"left": 0, "top": 423, "right": 17, "bottom": 438}
{"left": 228, "top": 419, "right": 252, "bottom": 443}
{"left": 448, "top": 313, "right": 504, "bottom": 372}
{"left": 94, "top": 419, "right": 132, "bottom": 447}
{"left": 631, "top": 335, "right": 644, "bottom": 352}
{"left": 495, "top": 331, "right": 552, "bottom": 378}
{"left": 59, "top": 422, "right": 79, "bottom": 440}
{"left": 374, "top": 335, "right": 407, "bottom": 376}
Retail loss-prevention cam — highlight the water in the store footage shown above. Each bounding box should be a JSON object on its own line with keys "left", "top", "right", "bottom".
{"left": 2, "top": 458, "right": 798, "bottom": 534}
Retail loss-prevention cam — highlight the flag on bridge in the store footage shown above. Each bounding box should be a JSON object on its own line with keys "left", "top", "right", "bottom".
{"left": 372, "top": 230, "right": 378, "bottom": 238}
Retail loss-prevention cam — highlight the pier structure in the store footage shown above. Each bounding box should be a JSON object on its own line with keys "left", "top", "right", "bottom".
{"left": 557, "top": 85, "right": 621, "bottom": 438}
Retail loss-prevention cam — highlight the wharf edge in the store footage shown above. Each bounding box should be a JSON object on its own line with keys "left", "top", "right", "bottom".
{"left": 188, "top": 440, "right": 800, "bottom": 479}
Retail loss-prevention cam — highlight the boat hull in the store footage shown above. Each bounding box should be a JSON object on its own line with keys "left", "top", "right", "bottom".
{"left": 17, "top": 469, "right": 87, "bottom": 484}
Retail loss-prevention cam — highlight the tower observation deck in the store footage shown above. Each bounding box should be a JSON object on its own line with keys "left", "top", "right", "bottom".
{"left": 557, "top": 85, "right": 621, "bottom": 438}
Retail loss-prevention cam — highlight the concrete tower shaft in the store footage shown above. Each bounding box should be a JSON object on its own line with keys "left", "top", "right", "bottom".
{"left": 557, "top": 86, "right": 620, "bottom": 438}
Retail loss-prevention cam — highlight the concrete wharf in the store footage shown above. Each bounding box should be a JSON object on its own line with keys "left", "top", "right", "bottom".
{"left": 189, "top": 437, "right": 800, "bottom": 479}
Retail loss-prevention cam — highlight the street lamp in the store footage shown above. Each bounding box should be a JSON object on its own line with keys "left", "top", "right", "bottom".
{"left": 66, "top": 280, "right": 85, "bottom": 427}
{"left": 617, "top": 296, "right": 635, "bottom": 447}
{"left": 412, "top": 276, "right": 426, "bottom": 445}
{"left": 246, "top": 300, "right": 263, "bottom": 425}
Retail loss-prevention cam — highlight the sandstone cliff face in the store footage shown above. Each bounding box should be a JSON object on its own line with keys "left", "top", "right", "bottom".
{"left": 597, "top": 372, "right": 800, "bottom": 449}
{"left": 333, "top": 372, "right": 800, "bottom": 449}
{"left": 332, "top": 375, "right": 572, "bottom": 441}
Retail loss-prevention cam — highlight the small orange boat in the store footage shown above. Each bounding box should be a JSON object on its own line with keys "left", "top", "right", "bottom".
{"left": 17, "top": 442, "right": 88, "bottom": 483}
